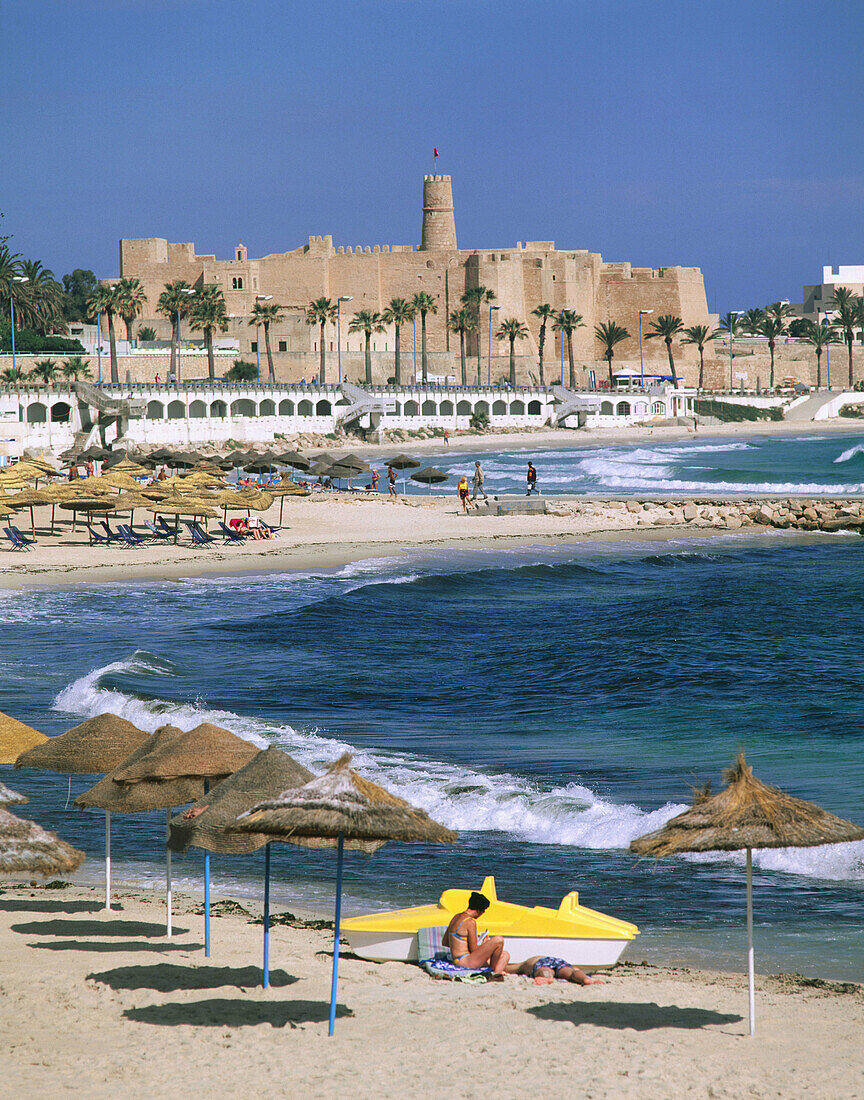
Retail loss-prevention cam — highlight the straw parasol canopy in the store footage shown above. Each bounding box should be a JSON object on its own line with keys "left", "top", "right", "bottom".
{"left": 0, "top": 782, "right": 28, "bottom": 806}
{"left": 0, "top": 710, "right": 48, "bottom": 765}
{"left": 278, "top": 451, "right": 311, "bottom": 471}
{"left": 100, "top": 470, "right": 143, "bottom": 492}
{"left": 630, "top": 752, "right": 864, "bottom": 1037}
{"left": 411, "top": 466, "right": 449, "bottom": 489}
{"left": 168, "top": 746, "right": 311, "bottom": 856}
{"left": 15, "top": 713, "right": 150, "bottom": 775}
{"left": 0, "top": 807, "right": 86, "bottom": 876}
{"left": 105, "top": 456, "right": 149, "bottom": 478}
{"left": 152, "top": 493, "right": 218, "bottom": 519}
{"left": 113, "top": 722, "right": 260, "bottom": 784}
{"left": 386, "top": 453, "right": 422, "bottom": 471}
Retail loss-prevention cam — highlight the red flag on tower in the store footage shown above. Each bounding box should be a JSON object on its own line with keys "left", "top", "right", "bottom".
{"left": 433, "top": 147, "right": 439, "bottom": 158}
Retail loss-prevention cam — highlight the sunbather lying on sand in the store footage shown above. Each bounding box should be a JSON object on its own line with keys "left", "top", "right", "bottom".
{"left": 505, "top": 956, "right": 604, "bottom": 985}
{"left": 443, "top": 891, "right": 510, "bottom": 975}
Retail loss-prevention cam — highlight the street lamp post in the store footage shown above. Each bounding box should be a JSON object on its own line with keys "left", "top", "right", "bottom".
{"left": 487, "top": 305, "right": 500, "bottom": 385}
{"left": 254, "top": 294, "right": 273, "bottom": 382}
{"left": 730, "top": 311, "right": 744, "bottom": 392}
{"left": 178, "top": 287, "right": 196, "bottom": 384}
{"left": 337, "top": 296, "right": 353, "bottom": 384}
{"left": 9, "top": 276, "right": 27, "bottom": 375}
{"left": 638, "top": 309, "right": 653, "bottom": 388}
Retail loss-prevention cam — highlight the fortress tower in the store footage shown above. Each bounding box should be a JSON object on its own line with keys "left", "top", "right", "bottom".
{"left": 420, "top": 174, "right": 457, "bottom": 251}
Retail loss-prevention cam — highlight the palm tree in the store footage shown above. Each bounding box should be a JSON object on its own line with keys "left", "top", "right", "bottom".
{"left": 645, "top": 314, "right": 684, "bottom": 387}
{"left": 137, "top": 325, "right": 157, "bottom": 342}
{"left": 765, "top": 300, "right": 795, "bottom": 324}
{"left": 156, "top": 280, "right": 192, "bottom": 382}
{"left": 86, "top": 283, "right": 122, "bottom": 383}
{"left": 757, "top": 315, "right": 787, "bottom": 389}
{"left": 531, "top": 303, "right": 556, "bottom": 386}
{"left": 189, "top": 286, "right": 229, "bottom": 381}
{"left": 740, "top": 308, "right": 765, "bottom": 336}
{"left": 0, "top": 365, "right": 26, "bottom": 382}
{"left": 681, "top": 324, "right": 712, "bottom": 390}
{"left": 594, "top": 320, "right": 631, "bottom": 386}
{"left": 249, "top": 300, "right": 285, "bottom": 382}
{"left": 800, "top": 320, "right": 837, "bottom": 390}
{"left": 829, "top": 287, "right": 859, "bottom": 390}
{"left": 19, "top": 260, "right": 63, "bottom": 334}
{"left": 553, "top": 310, "right": 584, "bottom": 389}
{"left": 411, "top": 292, "right": 438, "bottom": 382}
{"left": 30, "top": 358, "right": 59, "bottom": 383}
{"left": 495, "top": 318, "right": 529, "bottom": 386}
{"left": 348, "top": 309, "right": 385, "bottom": 385}
{"left": 461, "top": 286, "right": 495, "bottom": 385}
{"left": 305, "top": 297, "right": 338, "bottom": 384}
{"left": 382, "top": 297, "right": 416, "bottom": 385}
{"left": 62, "top": 355, "right": 92, "bottom": 381}
{"left": 115, "top": 277, "right": 147, "bottom": 343}
{"left": 447, "top": 308, "right": 476, "bottom": 386}
{"left": 0, "top": 244, "right": 24, "bottom": 316}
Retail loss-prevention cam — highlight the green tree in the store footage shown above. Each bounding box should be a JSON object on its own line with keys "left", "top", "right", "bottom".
{"left": 189, "top": 285, "right": 229, "bottom": 381}
{"left": 447, "top": 307, "right": 476, "bottom": 386}
{"left": 828, "top": 287, "right": 860, "bottom": 390}
{"left": 553, "top": 309, "right": 585, "bottom": 389}
{"left": 531, "top": 303, "right": 556, "bottom": 386}
{"left": 461, "top": 286, "right": 495, "bottom": 386}
{"left": 61, "top": 269, "right": 97, "bottom": 322}
{"left": 0, "top": 244, "right": 24, "bottom": 316}
{"left": 801, "top": 320, "right": 837, "bottom": 389}
{"left": 644, "top": 314, "right": 684, "bottom": 387}
{"left": 740, "top": 308, "right": 765, "bottom": 336}
{"left": 305, "top": 297, "right": 338, "bottom": 384}
{"left": 682, "top": 324, "right": 712, "bottom": 390}
{"left": 594, "top": 320, "right": 631, "bottom": 386}
{"left": 382, "top": 297, "right": 416, "bottom": 386}
{"left": 0, "top": 365, "right": 26, "bottom": 382}
{"left": 156, "top": 280, "right": 193, "bottom": 381}
{"left": 20, "top": 260, "right": 63, "bottom": 334}
{"left": 412, "top": 291, "right": 438, "bottom": 382}
{"left": 348, "top": 309, "right": 385, "bottom": 385}
{"left": 62, "top": 355, "right": 92, "bottom": 381}
{"left": 86, "top": 283, "right": 122, "bottom": 383}
{"left": 137, "top": 325, "right": 157, "bottom": 342}
{"left": 30, "top": 358, "right": 59, "bottom": 383}
{"left": 249, "top": 300, "right": 285, "bottom": 382}
{"left": 225, "top": 359, "right": 258, "bottom": 382}
{"left": 756, "top": 314, "right": 787, "bottom": 389}
{"left": 765, "top": 301, "right": 795, "bottom": 324}
{"left": 495, "top": 318, "right": 529, "bottom": 386}
{"left": 116, "top": 277, "right": 147, "bottom": 343}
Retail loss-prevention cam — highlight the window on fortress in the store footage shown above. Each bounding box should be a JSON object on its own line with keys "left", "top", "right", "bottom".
{"left": 278, "top": 340, "right": 287, "bottom": 352}
{"left": 251, "top": 342, "right": 257, "bottom": 353}
{"left": 232, "top": 277, "right": 244, "bottom": 290}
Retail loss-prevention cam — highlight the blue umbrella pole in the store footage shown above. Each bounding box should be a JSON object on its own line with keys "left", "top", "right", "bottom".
{"left": 263, "top": 843, "right": 271, "bottom": 989}
{"left": 104, "top": 810, "right": 112, "bottom": 911}
{"left": 328, "top": 832, "right": 345, "bottom": 1037}
{"left": 204, "top": 851, "right": 211, "bottom": 957}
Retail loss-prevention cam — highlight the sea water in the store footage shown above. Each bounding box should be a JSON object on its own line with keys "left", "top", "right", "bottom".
{"left": 1, "top": 523, "right": 862, "bottom": 979}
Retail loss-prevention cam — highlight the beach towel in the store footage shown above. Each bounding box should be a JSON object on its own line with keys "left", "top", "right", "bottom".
{"left": 417, "top": 925, "right": 491, "bottom": 983}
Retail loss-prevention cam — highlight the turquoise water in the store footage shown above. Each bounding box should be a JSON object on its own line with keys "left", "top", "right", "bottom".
{"left": 2, "top": 523, "right": 862, "bottom": 979}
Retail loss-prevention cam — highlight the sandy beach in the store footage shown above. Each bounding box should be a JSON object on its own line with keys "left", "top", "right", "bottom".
{"left": 0, "top": 880, "right": 861, "bottom": 1100}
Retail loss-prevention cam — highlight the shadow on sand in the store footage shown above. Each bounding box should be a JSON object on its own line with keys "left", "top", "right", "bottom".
{"left": 0, "top": 899, "right": 107, "bottom": 914}
{"left": 87, "top": 964, "right": 299, "bottom": 992}
{"left": 29, "top": 940, "right": 201, "bottom": 954}
{"left": 11, "top": 918, "right": 187, "bottom": 938}
{"left": 123, "top": 998, "right": 353, "bottom": 1029}
{"left": 528, "top": 1001, "right": 743, "bottom": 1032}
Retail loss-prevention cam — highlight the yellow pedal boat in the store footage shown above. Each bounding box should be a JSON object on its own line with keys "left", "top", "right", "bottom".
{"left": 341, "top": 876, "right": 639, "bottom": 967}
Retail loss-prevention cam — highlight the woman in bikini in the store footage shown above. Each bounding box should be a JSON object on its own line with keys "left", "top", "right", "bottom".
{"left": 443, "top": 892, "right": 510, "bottom": 975}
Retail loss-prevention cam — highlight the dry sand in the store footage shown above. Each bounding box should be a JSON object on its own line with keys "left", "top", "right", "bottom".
{"left": 0, "top": 881, "right": 861, "bottom": 1100}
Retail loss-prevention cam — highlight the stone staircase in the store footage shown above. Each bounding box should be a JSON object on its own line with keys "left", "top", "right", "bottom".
{"left": 549, "top": 385, "right": 590, "bottom": 427}
{"left": 334, "top": 381, "right": 386, "bottom": 430}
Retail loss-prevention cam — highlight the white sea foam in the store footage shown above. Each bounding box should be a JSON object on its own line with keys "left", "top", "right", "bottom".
{"left": 52, "top": 656, "right": 864, "bottom": 882}
{"left": 834, "top": 443, "right": 864, "bottom": 464}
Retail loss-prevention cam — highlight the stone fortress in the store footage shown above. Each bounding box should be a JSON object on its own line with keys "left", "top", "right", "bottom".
{"left": 118, "top": 175, "right": 716, "bottom": 385}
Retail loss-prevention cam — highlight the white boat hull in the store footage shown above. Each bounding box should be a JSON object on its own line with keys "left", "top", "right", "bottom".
{"left": 343, "top": 930, "right": 630, "bottom": 968}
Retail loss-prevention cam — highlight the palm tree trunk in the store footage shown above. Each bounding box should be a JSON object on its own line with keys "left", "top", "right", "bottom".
{"left": 848, "top": 332, "right": 854, "bottom": 389}
{"left": 538, "top": 326, "right": 545, "bottom": 386}
{"left": 509, "top": 337, "right": 516, "bottom": 387}
{"left": 421, "top": 312, "right": 428, "bottom": 382}
{"left": 264, "top": 323, "right": 275, "bottom": 382}
{"left": 170, "top": 316, "right": 178, "bottom": 380}
{"left": 125, "top": 316, "right": 134, "bottom": 343}
{"left": 567, "top": 332, "right": 575, "bottom": 390}
{"left": 665, "top": 338, "right": 678, "bottom": 387}
{"left": 607, "top": 354, "right": 614, "bottom": 387}
{"left": 319, "top": 321, "right": 326, "bottom": 384}
{"left": 394, "top": 325, "right": 402, "bottom": 385}
{"left": 476, "top": 310, "right": 483, "bottom": 387}
{"left": 769, "top": 343, "right": 775, "bottom": 388}
{"left": 698, "top": 348, "right": 704, "bottom": 390}
{"left": 107, "top": 310, "right": 119, "bottom": 384}
{"left": 459, "top": 331, "right": 467, "bottom": 386}
{"left": 364, "top": 332, "right": 372, "bottom": 385}
{"left": 816, "top": 348, "right": 822, "bottom": 389}
{"left": 206, "top": 329, "right": 215, "bottom": 381}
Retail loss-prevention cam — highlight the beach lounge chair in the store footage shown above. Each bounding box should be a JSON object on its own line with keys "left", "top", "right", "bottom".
{"left": 144, "top": 520, "right": 173, "bottom": 541}
{"left": 218, "top": 521, "right": 247, "bottom": 544}
{"left": 4, "top": 527, "right": 34, "bottom": 551}
{"left": 116, "top": 524, "right": 145, "bottom": 548}
{"left": 156, "top": 516, "right": 179, "bottom": 537}
{"left": 186, "top": 522, "right": 217, "bottom": 547}
{"left": 100, "top": 520, "right": 124, "bottom": 545}
{"left": 86, "top": 524, "right": 110, "bottom": 546}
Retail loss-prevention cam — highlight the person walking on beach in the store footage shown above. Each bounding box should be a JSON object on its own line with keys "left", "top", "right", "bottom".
{"left": 443, "top": 429, "right": 450, "bottom": 447}
{"left": 472, "top": 461, "right": 488, "bottom": 501}
{"left": 526, "top": 463, "right": 537, "bottom": 495}
{"left": 387, "top": 466, "right": 398, "bottom": 498}
{"left": 457, "top": 475, "right": 473, "bottom": 513}
{"left": 370, "top": 468, "right": 380, "bottom": 492}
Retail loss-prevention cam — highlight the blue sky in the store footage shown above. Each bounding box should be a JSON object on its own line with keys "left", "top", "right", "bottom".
{"left": 2, "top": 0, "right": 862, "bottom": 312}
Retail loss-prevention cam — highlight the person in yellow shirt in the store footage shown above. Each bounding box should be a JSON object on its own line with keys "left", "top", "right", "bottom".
{"left": 457, "top": 475, "right": 472, "bottom": 513}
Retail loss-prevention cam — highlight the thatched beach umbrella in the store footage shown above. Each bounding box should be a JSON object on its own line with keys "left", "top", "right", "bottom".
{"left": 630, "top": 752, "right": 864, "bottom": 1036}
{"left": 16, "top": 713, "right": 150, "bottom": 909}
{"left": 234, "top": 753, "right": 457, "bottom": 1034}
{"left": 114, "top": 722, "right": 259, "bottom": 953}
{"left": 0, "top": 807, "right": 86, "bottom": 877}
{"left": 0, "top": 711, "right": 47, "bottom": 765}
{"left": 169, "top": 746, "right": 313, "bottom": 985}
{"left": 411, "top": 466, "right": 450, "bottom": 494}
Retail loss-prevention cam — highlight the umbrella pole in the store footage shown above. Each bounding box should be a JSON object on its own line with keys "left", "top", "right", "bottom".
{"left": 204, "top": 851, "right": 211, "bottom": 957}
{"left": 746, "top": 847, "right": 755, "bottom": 1037}
{"left": 263, "top": 842, "right": 271, "bottom": 989}
{"left": 328, "top": 831, "right": 345, "bottom": 1037}
{"left": 104, "top": 810, "right": 112, "bottom": 911}
{"left": 166, "top": 807, "right": 173, "bottom": 938}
